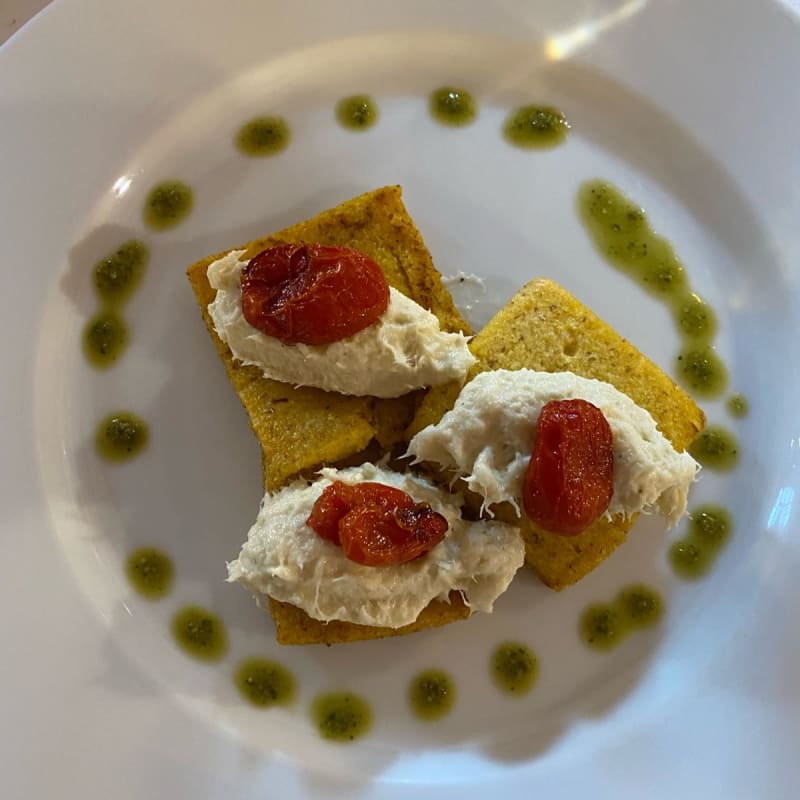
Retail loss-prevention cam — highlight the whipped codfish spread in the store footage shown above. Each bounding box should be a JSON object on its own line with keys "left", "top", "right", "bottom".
{"left": 226, "top": 463, "right": 524, "bottom": 628}
{"left": 206, "top": 250, "right": 476, "bottom": 398}
{"left": 407, "top": 369, "right": 700, "bottom": 524}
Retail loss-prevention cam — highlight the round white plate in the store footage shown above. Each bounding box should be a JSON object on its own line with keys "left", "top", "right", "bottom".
{"left": 3, "top": 0, "right": 800, "bottom": 797}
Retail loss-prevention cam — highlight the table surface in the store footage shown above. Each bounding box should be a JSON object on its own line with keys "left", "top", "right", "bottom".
{"left": 3, "top": 0, "right": 49, "bottom": 45}
{"left": 4, "top": 0, "right": 800, "bottom": 46}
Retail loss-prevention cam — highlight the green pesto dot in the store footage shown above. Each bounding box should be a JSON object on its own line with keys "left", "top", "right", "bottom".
{"left": 675, "top": 292, "right": 717, "bottom": 340}
{"left": 311, "top": 692, "right": 372, "bottom": 742}
{"left": 689, "top": 425, "right": 740, "bottom": 471}
{"left": 93, "top": 240, "right": 149, "bottom": 305}
{"left": 335, "top": 94, "right": 379, "bottom": 131}
{"left": 669, "top": 539, "right": 711, "bottom": 579}
{"left": 83, "top": 310, "right": 129, "bottom": 368}
{"left": 125, "top": 547, "right": 173, "bottom": 600}
{"left": 616, "top": 585, "right": 663, "bottom": 629}
{"left": 503, "top": 104, "right": 569, "bottom": 148}
{"left": 491, "top": 642, "right": 539, "bottom": 695}
{"left": 689, "top": 505, "right": 732, "bottom": 548}
{"left": 235, "top": 116, "right": 291, "bottom": 156}
{"left": 429, "top": 87, "right": 477, "bottom": 126}
{"left": 676, "top": 345, "right": 729, "bottom": 399}
{"left": 171, "top": 605, "right": 228, "bottom": 662}
{"left": 95, "top": 411, "right": 149, "bottom": 462}
{"left": 580, "top": 603, "right": 628, "bottom": 651}
{"left": 235, "top": 658, "right": 296, "bottom": 707}
{"left": 726, "top": 393, "right": 749, "bottom": 418}
{"left": 409, "top": 669, "right": 456, "bottom": 720}
{"left": 143, "top": 180, "right": 193, "bottom": 230}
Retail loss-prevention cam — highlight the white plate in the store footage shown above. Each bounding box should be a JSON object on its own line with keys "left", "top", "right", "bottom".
{"left": 3, "top": 0, "right": 800, "bottom": 797}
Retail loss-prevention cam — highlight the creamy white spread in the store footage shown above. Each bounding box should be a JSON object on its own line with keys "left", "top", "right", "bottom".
{"left": 407, "top": 369, "right": 700, "bottom": 525}
{"left": 206, "top": 250, "right": 476, "bottom": 398}
{"left": 226, "top": 463, "right": 524, "bottom": 628}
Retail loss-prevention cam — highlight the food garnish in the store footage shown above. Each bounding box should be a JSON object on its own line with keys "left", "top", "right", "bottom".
{"left": 241, "top": 244, "right": 389, "bottom": 345}
{"left": 523, "top": 398, "right": 614, "bottom": 536}
{"left": 307, "top": 481, "right": 448, "bottom": 566}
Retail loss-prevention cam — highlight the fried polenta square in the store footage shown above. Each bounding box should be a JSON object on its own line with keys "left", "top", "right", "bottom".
{"left": 269, "top": 593, "right": 470, "bottom": 646}
{"left": 187, "top": 186, "right": 472, "bottom": 643}
{"left": 409, "top": 278, "right": 705, "bottom": 591}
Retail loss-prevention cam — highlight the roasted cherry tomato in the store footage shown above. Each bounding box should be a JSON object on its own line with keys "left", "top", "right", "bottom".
{"left": 306, "top": 482, "right": 409, "bottom": 545}
{"left": 522, "top": 399, "right": 614, "bottom": 536}
{"left": 240, "top": 244, "right": 389, "bottom": 345}
{"left": 307, "top": 481, "right": 448, "bottom": 566}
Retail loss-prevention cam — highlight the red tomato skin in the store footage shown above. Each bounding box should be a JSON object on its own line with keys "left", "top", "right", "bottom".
{"left": 523, "top": 399, "right": 614, "bottom": 536}
{"left": 240, "top": 244, "right": 389, "bottom": 345}
{"left": 307, "top": 481, "right": 448, "bottom": 566}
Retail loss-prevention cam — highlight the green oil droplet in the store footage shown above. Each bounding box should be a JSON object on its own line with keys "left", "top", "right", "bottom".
{"left": 95, "top": 411, "right": 149, "bottom": 462}
{"left": 503, "top": 104, "right": 569, "bottom": 148}
{"left": 580, "top": 585, "right": 665, "bottom": 650}
{"left": 616, "top": 585, "right": 663, "bottom": 629}
{"left": 688, "top": 425, "right": 740, "bottom": 471}
{"left": 83, "top": 310, "right": 129, "bottom": 368}
{"left": 143, "top": 180, "right": 193, "bottom": 230}
{"left": 125, "top": 547, "right": 174, "bottom": 600}
{"left": 675, "top": 292, "right": 717, "bottom": 341}
{"left": 577, "top": 180, "right": 728, "bottom": 401}
{"left": 171, "top": 605, "right": 228, "bottom": 662}
{"left": 726, "top": 393, "right": 749, "bottom": 418}
{"left": 93, "top": 240, "right": 149, "bottom": 305}
{"left": 235, "top": 116, "right": 291, "bottom": 156}
{"left": 491, "top": 642, "right": 539, "bottom": 695}
{"left": 580, "top": 604, "right": 628, "bottom": 651}
{"left": 690, "top": 505, "right": 732, "bottom": 547}
{"left": 311, "top": 692, "right": 372, "bottom": 742}
{"left": 429, "top": 87, "right": 477, "bottom": 126}
{"left": 676, "top": 345, "right": 729, "bottom": 399}
{"left": 336, "top": 94, "right": 378, "bottom": 131}
{"left": 669, "top": 504, "right": 733, "bottom": 580}
{"left": 641, "top": 253, "right": 688, "bottom": 298}
{"left": 235, "top": 658, "right": 296, "bottom": 707}
{"left": 669, "top": 539, "right": 712, "bottom": 579}
{"left": 409, "top": 668, "right": 456, "bottom": 720}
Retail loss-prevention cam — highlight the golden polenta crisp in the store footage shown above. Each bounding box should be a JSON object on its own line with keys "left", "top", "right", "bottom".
{"left": 187, "top": 186, "right": 472, "bottom": 643}
{"left": 409, "top": 278, "right": 705, "bottom": 590}
{"left": 269, "top": 593, "right": 469, "bottom": 646}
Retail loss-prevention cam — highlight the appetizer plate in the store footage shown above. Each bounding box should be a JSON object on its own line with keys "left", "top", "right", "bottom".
{"left": 2, "top": 0, "right": 799, "bottom": 797}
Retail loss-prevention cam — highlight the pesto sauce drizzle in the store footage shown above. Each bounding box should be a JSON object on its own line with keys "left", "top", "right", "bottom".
{"left": 125, "top": 547, "right": 174, "bottom": 600}
{"left": 726, "top": 393, "right": 749, "bottom": 418}
{"left": 580, "top": 585, "right": 663, "bottom": 651}
{"left": 669, "top": 504, "right": 732, "bottom": 579}
{"left": 83, "top": 310, "right": 129, "bottom": 368}
{"left": 336, "top": 95, "right": 379, "bottom": 131}
{"left": 235, "top": 658, "right": 296, "bottom": 707}
{"left": 429, "top": 87, "right": 477, "bottom": 126}
{"left": 171, "top": 605, "right": 228, "bottom": 662}
{"left": 491, "top": 642, "right": 539, "bottom": 695}
{"left": 93, "top": 240, "right": 149, "bottom": 305}
{"left": 83, "top": 239, "right": 149, "bottom": 368}
{"left": 688, "top": 425, "right": 740, "bottom": 471}
{"left": 235, "top": 116, "right": 291, "bottom": 156}
{"left": 503, "top": 104, "right": 569, "bottom": 148}
{"left": 408, "top": 668, "right": 456, "bottom": 720}
{"left": 311, "top": 692, "right": 372, "bottom": 742}
{"left": 577, "top": 180, "right": 728, "bottom": 400}
{"left": 143, "top": 180, "right": 193, "bottom": 230}
{"left": 95, "top": 411, "right": 149, "bottom": 462}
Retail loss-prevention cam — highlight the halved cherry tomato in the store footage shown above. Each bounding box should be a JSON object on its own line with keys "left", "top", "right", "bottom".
{"left": 307, "top": 481, "right": 448, "bottom": 566}
{"left": 240, "top": 244, "right": 389, "bottom": 345}
{"left": 523, "top": 399, "right": 614, "bottom": 536}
